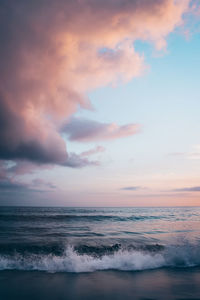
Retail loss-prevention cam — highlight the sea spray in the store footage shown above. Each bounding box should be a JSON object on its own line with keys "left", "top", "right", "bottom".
{"left": 0, "top": 244, "right": 199, "bottom": 273}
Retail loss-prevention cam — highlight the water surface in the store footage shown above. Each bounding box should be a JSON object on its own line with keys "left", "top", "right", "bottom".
{"left": 0, "top": 206, "right": 200, "bottom": 272}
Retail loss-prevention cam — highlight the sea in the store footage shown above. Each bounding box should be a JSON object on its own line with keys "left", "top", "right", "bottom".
{"left": 1, "top": 206, "right": 200, "bottom": 272}
{"left": 1, "top": 206, "right": 200, "bottom": 299}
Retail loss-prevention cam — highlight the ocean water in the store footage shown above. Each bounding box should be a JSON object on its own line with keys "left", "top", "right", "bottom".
{"left": 0, "top": 206, "right": 200, "bottom": 273}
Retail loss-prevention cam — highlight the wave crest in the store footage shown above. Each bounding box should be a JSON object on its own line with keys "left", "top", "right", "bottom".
{"left": 0, "top": 244, "right": 199, "bottom": 273}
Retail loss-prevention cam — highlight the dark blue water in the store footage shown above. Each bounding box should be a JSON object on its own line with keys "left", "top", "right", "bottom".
{"left": 0, "top": 206, "right": 200, "bottom": 272}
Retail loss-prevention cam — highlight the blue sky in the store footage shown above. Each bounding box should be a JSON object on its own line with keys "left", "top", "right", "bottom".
{"left": 21, "top": 27, "right": 200, "bottom": 207}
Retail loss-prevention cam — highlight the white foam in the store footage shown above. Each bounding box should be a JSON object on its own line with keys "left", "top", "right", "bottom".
{"left": 0, "top": 245, "right": 198, "bottom": 273}
{"left": 0, "top": 247, "right": 166, "bottom": 273}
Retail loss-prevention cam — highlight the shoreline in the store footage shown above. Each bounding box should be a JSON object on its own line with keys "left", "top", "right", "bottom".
{"left": 1, "top": 267, "right": 200, "bottom": 300}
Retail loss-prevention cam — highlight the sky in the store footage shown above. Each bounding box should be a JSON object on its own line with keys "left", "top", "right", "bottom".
{"left": 0, "top": 0, "right": 200, "bottom": 206}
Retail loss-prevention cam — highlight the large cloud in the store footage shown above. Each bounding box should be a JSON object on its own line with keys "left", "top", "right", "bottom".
{"left": 0, "top": 0, "right": 190, "bottom": 166}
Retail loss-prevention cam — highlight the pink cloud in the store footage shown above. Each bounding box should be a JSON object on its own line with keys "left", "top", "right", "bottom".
{"left": 80, "top": 146, "right": 105, "bottom": 157}
{"left": 62, "top": 117, "right": 140, "bottom": 142}
{"left": 0, "top": 0, "right": 191, "bottom": 166}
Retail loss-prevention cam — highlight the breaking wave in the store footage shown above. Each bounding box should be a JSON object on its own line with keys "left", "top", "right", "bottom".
{"left": 0, "top": 243, "right": 199, "bottom": 273}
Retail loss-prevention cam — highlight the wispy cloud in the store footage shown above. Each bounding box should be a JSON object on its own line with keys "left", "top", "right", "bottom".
{"left": 62, "top": 153, "right": 100, "bottom": 168}
{"left": 187, "top": 145, "right": 200, "bottom": 160}
{"left": 80, "top": 146, "right": 105, "bottom": 157}
{"left": 172, "top": 186, "right": 200, "bottom": 192}
{"left": 121, "top": 186, "right": 141, "bottom": 191}
{"left": 62, "top": 117, "right": 140, "bottom": 142}
{"left": 169, "top": 145, "right": 200, "bottom": 160}
{"left": 32, "top": 178, "right": 56, "bottom": 189}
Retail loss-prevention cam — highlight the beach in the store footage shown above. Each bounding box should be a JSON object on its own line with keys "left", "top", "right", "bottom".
{"left": 1, "top": 267, "right": 200, "bottom": 300}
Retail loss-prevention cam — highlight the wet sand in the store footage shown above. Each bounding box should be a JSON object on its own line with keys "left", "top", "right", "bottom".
{"left": 1, "top": 267, "right": 200, "bottom": 300}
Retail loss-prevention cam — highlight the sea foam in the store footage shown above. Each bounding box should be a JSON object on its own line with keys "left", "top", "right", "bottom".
{"left": 0, "top": 244, "right": 198, "bottom": 273}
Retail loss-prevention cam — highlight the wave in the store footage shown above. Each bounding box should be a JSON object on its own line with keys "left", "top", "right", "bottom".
{"left": 0, "top": 242, "right": 164, "bottom": 256}
{"left": 0, "top": 214, "right": 167, "bottom": 222}
{"left": 0, "top": 243, "right": 199, "bottom": 273}
{"left": 74, "top": 243, "right": 165, "bottom": 256}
